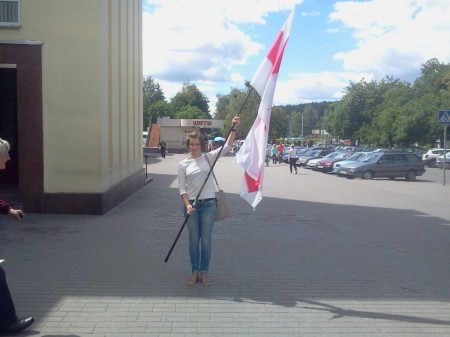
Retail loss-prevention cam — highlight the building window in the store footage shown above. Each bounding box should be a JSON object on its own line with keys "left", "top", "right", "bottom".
{"left": 0, "top": 0, "right": 21, "bottom": 27}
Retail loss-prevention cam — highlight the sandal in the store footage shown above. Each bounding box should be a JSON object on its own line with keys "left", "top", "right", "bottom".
{"left": 187, "top": 272, "right": 198, "bottom": 286}
{"left": 200, "top": 272, "right": 210, "bottom": 286}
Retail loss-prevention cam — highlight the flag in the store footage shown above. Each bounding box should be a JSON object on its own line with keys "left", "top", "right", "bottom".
{"left": 234, "top": 8, "right": 295, "bottom": 208}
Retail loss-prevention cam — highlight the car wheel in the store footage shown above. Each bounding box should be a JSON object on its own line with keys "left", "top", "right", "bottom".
{"left": 429, "top": 159, "right": 437, "bottom": 168}
{"left": 362, "top": 170, "right": 374, "bottom": 179}
{"left": 405, "top": 170, "right": 417, "bottom": 181}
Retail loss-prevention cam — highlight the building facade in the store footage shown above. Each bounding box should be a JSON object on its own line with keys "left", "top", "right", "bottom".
{"left": 154, "top": 118, "right": 225, "bottom": 153}
{"left": 0, "top": 0, "right": 143, "bottom": 214}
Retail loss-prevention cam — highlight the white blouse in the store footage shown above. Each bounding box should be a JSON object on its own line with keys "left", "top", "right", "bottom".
{"left": 178, "top": 145, "right": 231, "bottom": 200}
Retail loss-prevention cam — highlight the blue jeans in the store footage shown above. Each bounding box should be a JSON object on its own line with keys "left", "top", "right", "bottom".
{"left": 185, "top": 199, "right": 217, "bottom": 273}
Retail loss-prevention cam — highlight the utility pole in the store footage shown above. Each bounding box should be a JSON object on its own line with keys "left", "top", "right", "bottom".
{"left": 301, "top": 111, "right": 304, "bottom": 138}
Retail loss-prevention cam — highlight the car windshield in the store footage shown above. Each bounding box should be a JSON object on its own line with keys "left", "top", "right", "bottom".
{"left": 323, "top": 152, "right": 339, "bottom": 159}
{"left": 362, "top": 153, "right": 383, "bottom": 163}
{"left": 347, "top": 152, "right": 366, "bottom": 160}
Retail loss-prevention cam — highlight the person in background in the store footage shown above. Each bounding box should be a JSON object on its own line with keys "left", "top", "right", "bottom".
{"left": 288, "top": 143, "right": 298, "bottom": 174}
{"left": 0, "top": 138, "right": 34, "bottom": 334}
{"left": 159, "top": 141, "right": 167, "bottom": 158}
{"left": 271, "top": 144, "right": 278, "bottom": 164}
{"left": 277, "top": 143, "right": 285, "bottom": 164}
{"left": 178, "top": 116, "right": 240, "bottom": 286}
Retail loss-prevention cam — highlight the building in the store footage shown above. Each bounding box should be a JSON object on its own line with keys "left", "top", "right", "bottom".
{"left": 0, "top": 0, "right": 143, "bottom": 214}
{"left": 149, "top": 117, "right": 225, "bottom": 153}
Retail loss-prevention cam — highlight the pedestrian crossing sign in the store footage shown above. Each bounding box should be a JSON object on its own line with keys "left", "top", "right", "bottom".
{"left": 438, "top": 110, "right": 450, "bottom": 124}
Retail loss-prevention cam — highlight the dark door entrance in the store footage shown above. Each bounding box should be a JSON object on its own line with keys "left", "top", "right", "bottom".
{"left": 0, "top": 67, "right": 19, "bottom": 185}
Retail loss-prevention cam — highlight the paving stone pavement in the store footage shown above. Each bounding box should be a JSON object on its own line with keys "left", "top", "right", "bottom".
{"left": 1, "top": 152, "right": 450, "bottom": 337}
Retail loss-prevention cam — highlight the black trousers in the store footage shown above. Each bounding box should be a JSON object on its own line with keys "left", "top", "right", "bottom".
{"left": 0, "top": 266, "right": 17, "bottom": 330}
{"left": 289, "top": 158, "right": 298, "bottom": 173}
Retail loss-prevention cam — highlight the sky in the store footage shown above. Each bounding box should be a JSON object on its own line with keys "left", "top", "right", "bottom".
{"left": 142, "top": 0, "right": 450, "bottom": 114}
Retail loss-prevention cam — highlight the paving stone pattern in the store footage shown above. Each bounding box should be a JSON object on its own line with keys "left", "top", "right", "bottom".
{"left": 1, "top": 153, "right": 450, "bottom": 336}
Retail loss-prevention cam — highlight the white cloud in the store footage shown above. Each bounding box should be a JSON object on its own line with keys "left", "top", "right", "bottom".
{"left": 330, "top": 0, "right": 450, "bottom": 80}
{"left": 143, "top": 0, "right": 450, "bottom": 113}
{"left": 274, "top": 71, "right": 372, "bottom": 105}
{"left": 142, "top": 0, "right": 304, "bottom": 111}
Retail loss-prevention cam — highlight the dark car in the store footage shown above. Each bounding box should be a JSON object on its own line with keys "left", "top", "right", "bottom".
{"left": 281, "top": 147, "right": 307, "bottom": 163}
{"left": 314, "top": 151, "right": 353, "bottom": 173}
{"left": 337, "top": 152, "right": 425, "bottom": 181}
{"left": 296, "top": 149, "right": 333, "bottom": 166}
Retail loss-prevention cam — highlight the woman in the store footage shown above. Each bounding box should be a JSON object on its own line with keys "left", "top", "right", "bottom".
{"left": 0, "top": 138, "right": 34, "bottom": 334}
{"left": 178, "top": 115, "right": 240, "bottom": 286}
{"left": 288, "top": 143, "right": 298, "bottom": 174}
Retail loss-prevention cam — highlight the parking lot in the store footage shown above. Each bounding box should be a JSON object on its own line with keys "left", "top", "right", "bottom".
{"left": 1, "top": 153, "right": 449, "bottom": 336}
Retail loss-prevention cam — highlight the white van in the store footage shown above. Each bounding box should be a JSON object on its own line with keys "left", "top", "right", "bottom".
{"left": 142, "top": 131, "right": 148, "bottom": 146}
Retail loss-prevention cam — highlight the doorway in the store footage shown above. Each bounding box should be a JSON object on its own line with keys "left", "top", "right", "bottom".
{"left": 0, "top": 67, "right": 19, "bottom": 185}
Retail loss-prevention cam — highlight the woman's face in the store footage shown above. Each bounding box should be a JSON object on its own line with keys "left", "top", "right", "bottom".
{"left": 189, "top": 137, "right": 203, "bottom": 156}
{"left": 0, "top": 153, "right": 10, "bottom": 170}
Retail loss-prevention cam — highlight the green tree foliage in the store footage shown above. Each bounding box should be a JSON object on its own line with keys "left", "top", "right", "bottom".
{"left": 326, "top": 59, "right": 450, "bottom": 147}
{"left": 145, "top": 100, "right": 170, "bottom": 128}
{"left": 216, "top": 85, "right": 261, "bottom": 139}
{"left": 143, "top": 76, "right": 168, "bottom": 128}
{"left": 170, "top": 82, "right": 211, "bottom": 119}
{"left": 145, "top": 58, "right": 450, "bottom": 148}
{"left": 176, "top": 105, "right": 209, "bottom": 119}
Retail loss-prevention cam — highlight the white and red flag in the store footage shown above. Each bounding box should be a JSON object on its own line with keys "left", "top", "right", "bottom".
{"left": 234, "top": 8, "right": 295, "bottom": 208}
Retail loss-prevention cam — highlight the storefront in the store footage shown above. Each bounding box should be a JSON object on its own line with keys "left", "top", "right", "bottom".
{"left": 155, "top": 117, "right": 224, "bottom": 153}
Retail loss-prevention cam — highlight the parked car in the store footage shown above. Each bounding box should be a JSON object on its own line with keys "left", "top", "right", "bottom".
{"left": 296, "top": 149, "right": 332, "bottom": 166}
{"left": 332, "top": 152, "right": 372, "bottom": 174}
{"left": 391, "top": 145, "right": 426, "bottom": 157}
{"left": 306, "top": 152, "right": 341, "bottom": 169}
{"left": 315, "top": 152, "right": 353, "bottom": 173}
{"left": 422, "top": 148, "right": 446, "bottom": 167}
{"left": 282, "top": 147, "right": 307, "bottom": 163}
{"left": 337, "top": 152, "right": 425, "bottom": 181}
{"left": 435, "top": 152, "right": 450, "bottom": 169}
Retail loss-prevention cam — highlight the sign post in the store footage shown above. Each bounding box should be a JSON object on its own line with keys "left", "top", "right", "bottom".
{"left": 437, "top": 110, "right": 450, "bottom": 185}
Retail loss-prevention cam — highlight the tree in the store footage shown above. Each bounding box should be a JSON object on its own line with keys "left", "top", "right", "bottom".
{"left": 144, "top": 100, "right": 170, "bottom": 128}
{"left": 170, "top": 82, "right": 211, "bottom": 118}
{"left": 143, "top": 76, "right": 167, "bottom": 128}
{"left": 216, "top": 86, "right": 260, "bottom": 139}
{"left": 175, "top": 105, "right": 210, "bottom": 119}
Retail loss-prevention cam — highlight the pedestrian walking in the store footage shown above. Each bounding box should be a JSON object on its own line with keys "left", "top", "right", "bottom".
{"left": 288, "top": 143, "right": 298, "bottom": 174}
{"left": 159, "top": 141, "right": 167, "bottom": 158}
{"left": 178, "top": 115, "right": 240, "bottom": 286}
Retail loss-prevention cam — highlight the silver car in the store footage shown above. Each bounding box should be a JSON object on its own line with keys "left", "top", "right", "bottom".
{"left": 435, "top": 152, "right": 450, "bottom": 169}
{"left": 332, "top": 151, "right": 372, "bottom": 174}
{"left": 422, "top": 148, "right": 446, "bottom": 167}
{"left": 337, "top": 152, "right": 425, "bottom": 181}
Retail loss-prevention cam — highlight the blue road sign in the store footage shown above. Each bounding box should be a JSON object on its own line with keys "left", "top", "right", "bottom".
{"left": 438, "top": 110, "right": 450, "bottom": 124}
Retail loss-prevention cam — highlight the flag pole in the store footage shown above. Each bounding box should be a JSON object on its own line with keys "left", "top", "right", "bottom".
{"left": 164, "top": 87, "right": 254, "bottom": 263}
